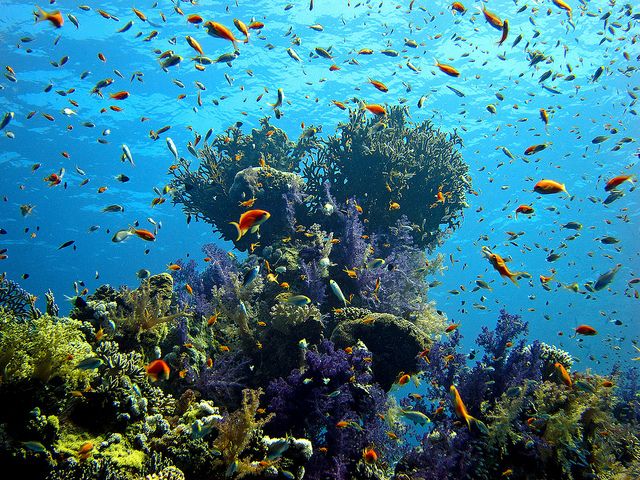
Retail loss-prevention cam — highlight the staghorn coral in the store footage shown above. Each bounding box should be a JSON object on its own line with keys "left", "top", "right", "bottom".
{"left": 303, "top": 105, "right": 471, "bottom": 250}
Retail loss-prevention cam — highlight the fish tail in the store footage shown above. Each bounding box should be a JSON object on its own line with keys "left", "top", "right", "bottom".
{"left": 229, "top": 222, "right": 243, "bottom": 241}
{"left": 243, "top": 35, "right": 249, "bottom": 44}
{"left": 232, "top": 38, "right": 239, "bottom": 52}
{"left": 34, "top": 6, "right": 46, "bottom": 22}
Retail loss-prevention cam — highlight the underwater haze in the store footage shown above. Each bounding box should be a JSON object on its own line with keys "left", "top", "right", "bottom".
{"left": 0, "top": 0, "right": 639, "bottom": 479}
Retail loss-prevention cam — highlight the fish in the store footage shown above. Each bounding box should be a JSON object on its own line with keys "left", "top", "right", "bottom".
{"left": 524, "top": 143, "right": 550, "bottom": 155}
{"left": 204, "top": 21, "right": 239, "bottom": 51}
{"left": 480, "top": 5, "right": 503, "bottom": 29}
{"left": 434, "top": 59, "right": 460, "bottom": 77}
{"left": 593, "top": 264, "right": 622, "bottom": 291}
{"left": 450, "top": 385, "right": 488, "bottom": 433}
{"left": 534, "top": 179, "right": 569, "bottom": 196}
{"left": 186, "top": 36, "right": 204, "bottom": 56}
{"left": 400, "top": 409, "right": 431, "bottom": 425}
{"left": 233, "top": 19, "right": 250, "bottom": 43}
{"left": 329, "top": 279, "right": 348, "bottom": 306}
{"left": 121, "top": 144, "right": 134, "bottom": 165}
{"left": 482, "top": 248, "right": 526, "bottom": 285}
{"left": 145, "top": 359, "right": 170, "bottom": 381}
{"left": 242, "top": 265, "right": 260, "bottom": 287}
{"left": 362, "top": 103, "right": 386, "bottom": 116}
{"left": 498, "top": 19, "right": 509, "bottom": 46}
{"left": 136, "top": 269, "right": 151, "bottom": 279}
{"left": 0, "top": 112, "right": 14, "bottom": 131}
{"left": 368, "top": 78, "right": 388, "bottom": 93}
{"left": 515, "top": 205, "right": 534, "bottom": 218}
{"left": 604, "top": 175, "right": 634, "bottom": 191}
{"left": 283, "top": 295, "right": 311, "bottom": 306}
{"left": 363, "top": 448, "right": 378, "bottom": 464}
{"left": 58, "top": 240, "right": 75, "bottom": 250}
{"left": 229, "top": 209, "right": 271, "bottom": 241}
{"left": 103, "top": 204, "right": 125, "bottom": 213}
{"left": 575, "top": 325, "right": 597, "bottom": 336}
{"left": 112, "top": 229, "right": 133, "bottom": 242}
{"left": 34, "top": 6, "right": 64, "bottom": 28}
{"left": 166, "top": 137, "right": 179, "bottom": 160}
{"left": 554, "top": 362, "right": 572, "bottom": 387}
{"left": 130, "top": 228, "right": 155, "bottom": 241}
{"left": 269, "top": 88, "right": 284, "bottom": 109}
{"left": 76, "top": 357, "right": 104, "bottom": 370}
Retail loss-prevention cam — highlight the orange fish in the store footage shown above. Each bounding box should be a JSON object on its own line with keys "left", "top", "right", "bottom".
{"left": 363, "top": 447, "right": 378, "bottom": 464}
{"left": 451, "top": 2, "right": 466, "bottom": 13}
{"left": 363, "top": 103, "right": 387, "bottom": 116}
{"left": 486, "top": 251, "right": 526, "bottom": 285}
{"left": 450, "top": 385, "right": 486, "bottom": 432}
{"left": 34, "top": 6, "right": 64, "bottom": 28}
{"left": 233, "top": 19, "right": 250, "bottom": 43}
{"left": 533, "top": 179, "right": 569, "bottom": 196}
{"left": 167, "top": 264, "right": 181, "bottom": 271}
{"left": 109, "top": 91, "right": 130, "bottom": 100}
{"left": 186, "top": 36, "right": 204, "bottom": 56}
{"left": 480, "top": 5, "right": 503, "bottom": 29}
{"left": 552, "top": 0, "right": 572, "bottom": 16}
{"left": 332, "top": 100, "right": 347, "bottom": 110}
{"left": 131, "top": 228, "right": 155, "bottom": 241}
{"left": 329, "top": 64, "right": 341, "bottom": 71}
{"left": 515, "top": 205, "right": 534, "bottom": 218}
{"left": 248, "top": 21, "right": 264, "bottom": 30}
{"left": 145, "top": 359, "right": 170, "bottom": 381}
{"left": 604, "top": 174, "right": 634, "bottom": 191}
{"left": 445, "top": 323, "right": 459, "bottom": 333}
{"left": 554, "top": 362, "right": 572, "bottom": 388}
{"left": 229, "top": 209, "right": 271, "bottom": 241}
{"left": 369, "top": 78, "right": 388, "bottom": 92}
{"left": 132, "top": 7, "right": 147, "bottom": 21}
{"left": 435, "top": 59, "right": 460, "bottom": 77}
{"left": 575, "top": 325, "right": 597, "bottom": 336}
{"left": 187, "top": 14, "right": 203, "bottom": 24}
{"left": 397, "top": 374, "right": 411, "bottom": 385}
{"left": 204, "top": 21, "right": 239, "bottom": 51}
{"left": 185, "top": 284, "right": 194, "bottom": 295}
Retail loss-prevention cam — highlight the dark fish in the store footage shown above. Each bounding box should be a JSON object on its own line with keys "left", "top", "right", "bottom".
{"left": 446, "top": 85, "right": 465, "bottom": 97}
{"left": 591, "top": 135, "right": 609, "bottom": 144}
{"left": 58, "top": 240, "right": 75, "bottom": 250}
{"left": 594, "top": 264, "right": 622, "bottom": 291}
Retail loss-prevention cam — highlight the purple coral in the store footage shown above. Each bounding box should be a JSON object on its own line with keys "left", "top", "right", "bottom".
{"left": 266, "top": 340, "right": 398, "bottom": 480}
{"left": 195, "top": 352, "right": 251, "bottom": 406}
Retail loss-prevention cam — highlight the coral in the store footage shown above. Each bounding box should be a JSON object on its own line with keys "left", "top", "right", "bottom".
{"left": 0, "top": 312, "right": 95, "bottom": 389}
{"left": 169, "top": 118, "right": 316, "bottom": 251}
{"left": 145, "top": 466, "right": 185, "bottom": 480}
{"left": 330, "top": 312, "right": 431, "bottom": 390}
{"left": 195, "top": 352, "right": 251, "bottom": 407}
{"left": 266, "top": 340, "right": 399, "bottom": 479}
{"left": 0, "top": 277, "right": 36, "bottom": 320}
{"left": 212, "top": 388, "right": 274, "bottom": 478}
{"left": 302, "top": 106, "right": 471, "bottom": 250}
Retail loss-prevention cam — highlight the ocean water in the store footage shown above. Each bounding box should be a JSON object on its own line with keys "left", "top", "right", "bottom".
{"left": 2, "top": 0, "right": 637, "bottom": 369}
{"left": 0, "top": 0, "right": 638, "bottom": 477}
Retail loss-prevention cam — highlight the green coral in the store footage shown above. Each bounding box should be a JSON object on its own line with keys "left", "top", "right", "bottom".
{"left": 0, "top": 311, "right": 95, "bottom": 389}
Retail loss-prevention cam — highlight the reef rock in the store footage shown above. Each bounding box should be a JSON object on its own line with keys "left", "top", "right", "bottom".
{"left": 330, "top": 313, "right": 430, "bottom": 390}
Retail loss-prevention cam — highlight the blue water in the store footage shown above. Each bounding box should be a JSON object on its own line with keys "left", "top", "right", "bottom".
{"left": 0, "top": 0, "right": 638, "bottom": 371}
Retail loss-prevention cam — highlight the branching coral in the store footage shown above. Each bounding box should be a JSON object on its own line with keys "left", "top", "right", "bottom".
{"left": 303, "top": 105, "right": 471, "bottom": 250}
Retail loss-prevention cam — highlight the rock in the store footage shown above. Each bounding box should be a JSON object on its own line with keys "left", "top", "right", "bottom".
{"left": 330, "top": 313, "right": 430, "bottom": 390}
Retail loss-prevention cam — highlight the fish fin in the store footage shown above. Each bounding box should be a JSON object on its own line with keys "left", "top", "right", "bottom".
{"left": 229, "top": 222, "right": 243, "bottom": 241}
{"left": 243, "top": 36, "right": 249, "bottom": 44}
{"left": 34, "top": 6, "right": 46, "bottom": 22}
